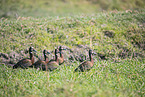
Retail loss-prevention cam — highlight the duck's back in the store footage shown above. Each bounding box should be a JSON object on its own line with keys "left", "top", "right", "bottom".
{"left": 47, "top": 61, "right": 59, "bottom": 71}
{"left": 49, "top": 58, "right": 63, "bottom": 65}
{"left": 13, "top": 58, "right": 31, "bottom": 69}
{"left": 75, "top": 61, "right": 93, "bottom": 72}
{"left": 32, "top": 60, "right": 49, "bottom": 71}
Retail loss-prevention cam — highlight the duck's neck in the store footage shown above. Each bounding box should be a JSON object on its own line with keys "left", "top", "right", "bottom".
{"left": 55, "top": 54, "right": 59, "bottom": 63}
{"left": 89, "top": 53, "right": 94, "bottom": 64}
{"left": 44, "top": 54, "right": 49, "bottom": 63}
{"left": 30, "top": 52, "right": 34, "bottom": 64}
{"left": 60, "top": 52, "right": 64, "bottom": 60}
{"left": 45, "top": 56, "right": 49, "bottom": 64}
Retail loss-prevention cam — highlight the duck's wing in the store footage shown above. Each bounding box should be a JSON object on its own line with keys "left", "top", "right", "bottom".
{"left": 47, "top": 61, "right": 59, "bottom": 71}
{"left": 13, "top": 58, "right": 31, "bottom": 69}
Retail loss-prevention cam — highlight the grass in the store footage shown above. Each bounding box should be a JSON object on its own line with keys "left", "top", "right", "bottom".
{"left": 0, "top": 59, "right": 144, "bottom": 97}
{"left": 0, "top": 10, "right": 144, "bottom": 59}
{"left": 0, "top": 5, "right": 145, "bottom": 97}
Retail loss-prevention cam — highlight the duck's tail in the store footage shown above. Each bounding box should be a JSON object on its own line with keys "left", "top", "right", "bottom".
{"left": 13, "top": 64, "right": 18, "bottom": 69}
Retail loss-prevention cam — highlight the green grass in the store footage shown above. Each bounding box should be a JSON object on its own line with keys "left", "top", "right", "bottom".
{"left": 0, "top": 9, "right": 145, "bottom": 96}
{"left": 0, "top": 59, "right": 145, "bottom": 97}
{"left": 0, "top": 10, "right": 145, "bottom": 59}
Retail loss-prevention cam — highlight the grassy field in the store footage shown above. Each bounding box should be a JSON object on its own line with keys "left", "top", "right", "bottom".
{"left": 0, "top": 0, "right": 145, "bottom": 96}
{"left": 0, "top": 9, "right": 145, "bottom": 97}
{"left": 0, "top": 59, "right": 144, "bottom": 97}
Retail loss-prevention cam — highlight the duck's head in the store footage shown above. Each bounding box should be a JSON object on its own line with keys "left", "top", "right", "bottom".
{"left": 89, "top": 49, "right": 96, "bottom": 55}
{"left": 43, "top": 49, "right": 51, "bottom": 55}
{"left": 54, "top": 49, "right": 60, "bottom": 55}
{"left": 29, "top": 47, "right": 37, "bottom": 53}
{"left": 58, "top": 46, "right": 66, "bottom": 52}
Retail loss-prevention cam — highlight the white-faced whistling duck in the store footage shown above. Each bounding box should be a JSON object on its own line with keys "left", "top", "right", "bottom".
{"left": 58, "top": 46, "right": 66, "bottom": 65}
{"left": 13, "top": 47, "right": 37, "bottom": 69}
{"left": 30, "top": 49, "right": 50, "bottom": 71}
{"left": 74, "top": 49, "right": 96, "bottom": 72}
{"left": 47, "top": 49, "right": 59, "bottom": 71}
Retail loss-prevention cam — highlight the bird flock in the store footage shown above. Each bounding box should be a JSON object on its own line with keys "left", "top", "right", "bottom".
{"left": 13, "top": 46, "right": 96, "bottom": 72}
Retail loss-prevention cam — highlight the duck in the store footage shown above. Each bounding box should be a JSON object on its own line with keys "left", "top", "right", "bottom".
{"left": 47, "top": 49, "right": 59, "bottom": 71}
{"left": 49, "top": 46, "right": 66, "bottom": 65}
{"left": 13, "top": 47, "right": 37, "bottom": 69}
{"left": 74, "top": 49, "right": 95, "bottom": 72}
{"left": 58, "top": 46, "right": 66, "bottom": 65}
{"left": 30, "top": 49, "right": 50, "bottom": 71}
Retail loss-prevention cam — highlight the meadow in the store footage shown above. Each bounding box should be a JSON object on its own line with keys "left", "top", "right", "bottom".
{"left": 0, "top": 0, "right": 145, "bottom": 97}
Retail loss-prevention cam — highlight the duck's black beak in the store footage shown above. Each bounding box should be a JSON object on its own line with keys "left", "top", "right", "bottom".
{"left": 46, "top": 51, "right": 51, "bottom": 55}
{"left": 33, "top": 49, "right": 37, "bottom": 52}
{"left": 62, "top": 48, "right": 66, "bottom": 50}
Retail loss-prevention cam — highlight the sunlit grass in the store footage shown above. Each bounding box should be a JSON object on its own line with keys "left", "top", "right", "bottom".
{"left": 0, "top": 59, "right": 144, "bottom": 97}
{"left": 0, "top": 10, "right": 145, "bottom": 96}
{"left": 0, "top": 10, "right": 144, "bottom": 59}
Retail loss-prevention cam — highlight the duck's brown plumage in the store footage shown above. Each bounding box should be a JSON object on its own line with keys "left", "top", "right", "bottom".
{"left": 47, "top": 49, "right": 59, "bottom": 71}
{"left": 74, "top": 49, "right": 94, "bottom": 72}
{"left": 31, "top": 49, "right": 50, "bottom": 71}
{"left": 13, "top": 47, "right": 36, "bottom": 69}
